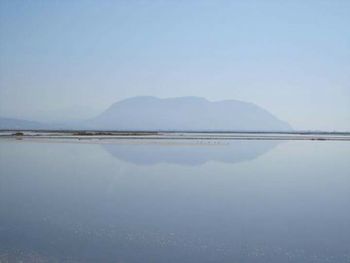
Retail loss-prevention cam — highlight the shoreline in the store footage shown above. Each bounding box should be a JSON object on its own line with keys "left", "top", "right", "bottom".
{"left": 1, "top": 131, "right": 350, "bottom": 142}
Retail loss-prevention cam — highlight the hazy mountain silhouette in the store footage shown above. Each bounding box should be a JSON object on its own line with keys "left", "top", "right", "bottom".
{"left": 0, "top": 97, "right": 292, "bottom": 131}
{"left": 0, "top": 117, "right": 47, "bottom": 130}
{"left": 89, "top": 96, "right": 292, "bottom": 131}
{"left": 102, "top": 140, "right": 280, "bottom": 166}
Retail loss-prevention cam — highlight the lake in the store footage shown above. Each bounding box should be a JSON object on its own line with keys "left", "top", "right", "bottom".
{"left": 0, "top": 139, "right": 349, "bottom": 263}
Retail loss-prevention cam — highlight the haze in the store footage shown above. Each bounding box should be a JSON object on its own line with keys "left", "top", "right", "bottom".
{"left": 0, "top": 0, "right": 349, "bottom": 131}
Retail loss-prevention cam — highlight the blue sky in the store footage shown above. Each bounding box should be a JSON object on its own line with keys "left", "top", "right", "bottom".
{"left": 0, "top": 0, "right": 349, "bottom": 130}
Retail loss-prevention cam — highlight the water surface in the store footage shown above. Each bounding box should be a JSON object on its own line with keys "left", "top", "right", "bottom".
{"left": 0, "top": 139, "right": 349, "bottom": 262}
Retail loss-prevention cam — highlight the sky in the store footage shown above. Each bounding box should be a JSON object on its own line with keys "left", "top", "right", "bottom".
{"left": 0, "top": 0, "right": 349, "bottom": 130}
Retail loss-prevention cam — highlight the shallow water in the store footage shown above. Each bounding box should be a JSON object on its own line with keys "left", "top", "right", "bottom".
{"left": 0, "top": 139, "right": 349, "bottom": 263}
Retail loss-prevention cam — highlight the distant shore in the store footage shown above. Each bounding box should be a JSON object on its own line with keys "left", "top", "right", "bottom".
{"left": 1, "top": 130, "right": 350, "bottom": 141}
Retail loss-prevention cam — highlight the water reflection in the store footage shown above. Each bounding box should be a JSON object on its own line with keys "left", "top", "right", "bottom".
{"left": 0, "top": 140, "right": 349, "bottom": 263}
{"left": 102, "top": 140, "right": 280, "bottom": 165}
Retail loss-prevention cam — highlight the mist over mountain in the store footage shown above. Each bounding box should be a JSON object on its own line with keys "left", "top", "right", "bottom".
{"left": 88, "top": 96, "right": 292, "bottom": 131}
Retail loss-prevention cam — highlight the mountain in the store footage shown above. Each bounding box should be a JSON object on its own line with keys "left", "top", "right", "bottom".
{"left": 0, "top": 97, "right": 292, "bottom": 131}
{"left": 88, "top": 96, "right": 292, "bottom": 131}
{"left": 0, "top": 117, "right": 47, "bottom": 130}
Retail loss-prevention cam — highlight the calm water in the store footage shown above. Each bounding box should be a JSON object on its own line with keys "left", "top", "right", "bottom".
{"left": 0, "top": 139, "right": 349, "bottom": 263}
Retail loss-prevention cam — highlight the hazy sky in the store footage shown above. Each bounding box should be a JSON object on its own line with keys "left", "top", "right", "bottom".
{"left": 0, "top": 0, "right": 349, "bottom": 130}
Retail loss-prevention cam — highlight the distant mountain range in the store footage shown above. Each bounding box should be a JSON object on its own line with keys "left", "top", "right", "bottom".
{"left": 0, "top": 117, "right": 47, "bottom": 130}
{"left": 0, "top": 96, "right": 292, "bottom": 131}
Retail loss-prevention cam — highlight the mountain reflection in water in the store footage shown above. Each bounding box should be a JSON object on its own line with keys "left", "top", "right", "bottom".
{"left": 102, "top": 140, "right": 280, "bottom": 165}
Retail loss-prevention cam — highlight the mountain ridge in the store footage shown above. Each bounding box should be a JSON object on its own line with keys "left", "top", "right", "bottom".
{"left": 88, "top": 96, "right": 292, "bottom": 131}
